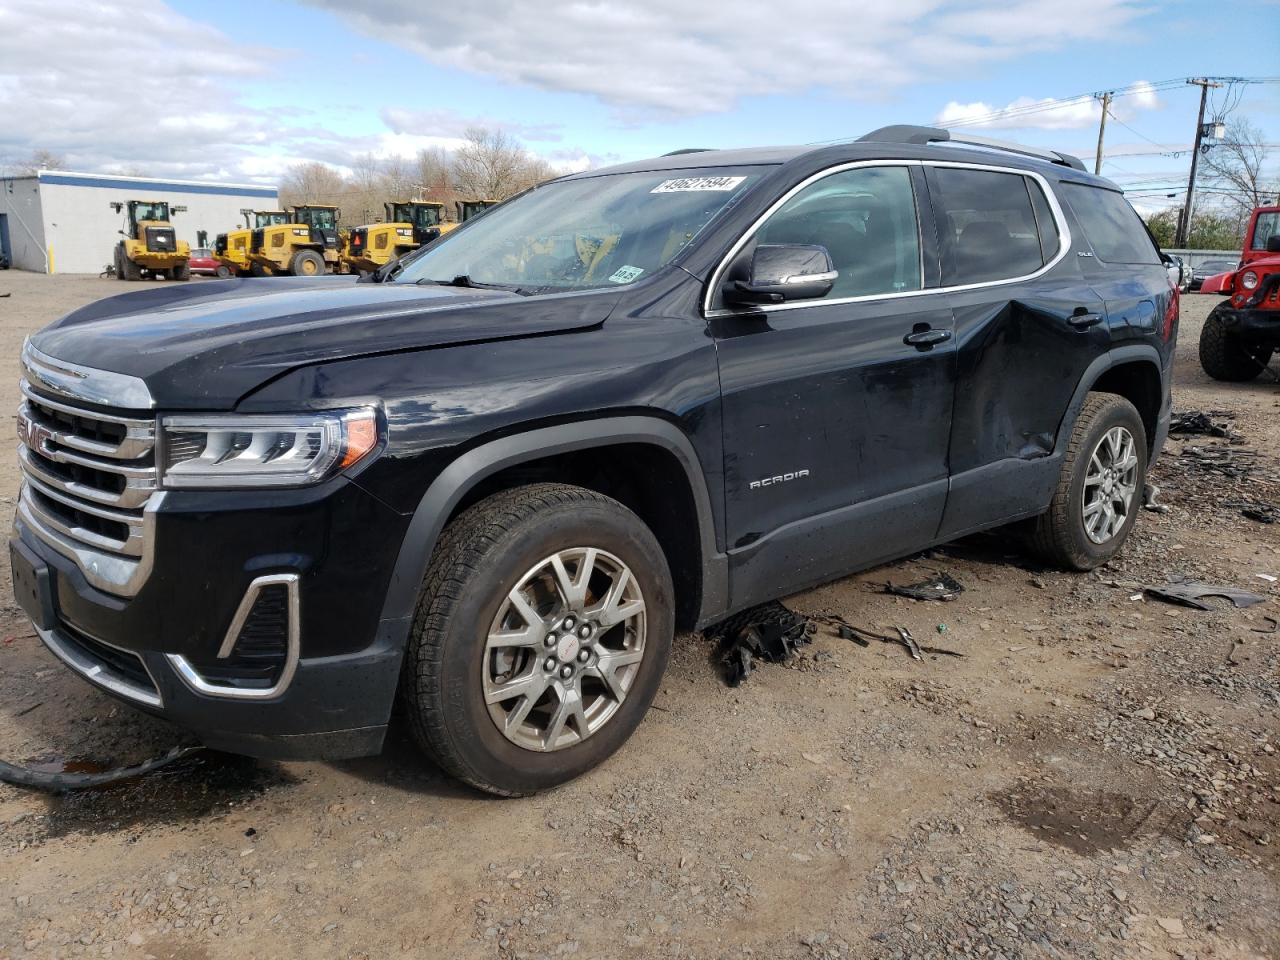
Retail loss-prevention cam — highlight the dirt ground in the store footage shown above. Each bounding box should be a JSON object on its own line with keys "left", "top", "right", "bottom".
{"left": 0, "top": 271, "right": 1277, "bottom": 960}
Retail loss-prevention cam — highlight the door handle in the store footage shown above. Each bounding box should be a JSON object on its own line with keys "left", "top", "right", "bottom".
{"left": 903, "top": 327, "right": 952, "bottom": 348}
{"left": 1067, "top": 311, "right": 1104, "bottom": 330}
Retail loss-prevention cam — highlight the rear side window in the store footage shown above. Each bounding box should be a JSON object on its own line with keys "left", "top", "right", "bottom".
{"left": 930, "top": 168, "right": 1054, "bottom": 285}
{"left": 1061, "top": 183, "right": 1160, "bottom": 264}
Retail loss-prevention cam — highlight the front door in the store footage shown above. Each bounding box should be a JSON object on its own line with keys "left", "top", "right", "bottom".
{"left": 709, "top": 163, "right": 956, "bottom": 609}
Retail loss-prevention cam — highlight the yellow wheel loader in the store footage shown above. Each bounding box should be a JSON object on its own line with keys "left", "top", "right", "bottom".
{"left": 111, "top": 201, "right": 191, "bottom": 281}
{"left": 343, "top": 201, "right": 445, "bottom": 273}
{"left": 215, "top": 209, "right": 290, "bottom": 277}
{"left": 439, "top": 198, "right": 498, "bottom": 236}
{"left": 245, "top": 205, "right": 342, "bottom": 277}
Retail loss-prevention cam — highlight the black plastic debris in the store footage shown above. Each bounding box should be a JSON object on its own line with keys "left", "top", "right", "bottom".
{"left": 707, "top": 601, "right": 813, "bottom": 686}
{"left": 1241, "top": 503, "right": 1278, "bottom": 524}
{"left": 884, "top": 573, "right": 964, "bottom": 602}
{"left": 1169, "top": 410, "right": 1238, "bottom": 439}
{"left": 1143, "top": 578, "right": 1267, "bottom": 611}
{"left": 809, "top": 612, "right": 964, "bottom": 660}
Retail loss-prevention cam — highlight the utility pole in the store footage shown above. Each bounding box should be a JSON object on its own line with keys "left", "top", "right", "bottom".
{"left": 1093, "top": 91, "right": 1112, "bottom": 176}
{"left": 1176, "top": 78, "right": 1223, "bottom": 247}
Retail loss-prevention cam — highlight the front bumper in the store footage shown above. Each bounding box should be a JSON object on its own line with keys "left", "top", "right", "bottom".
{"left": 1215, "top": 302, "right": 1280, "bottom": 347}
{"left": 10, "top": 476, "right": 412, "bottom": 761}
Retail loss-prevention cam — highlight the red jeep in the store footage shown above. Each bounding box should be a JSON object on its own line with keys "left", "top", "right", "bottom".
{"left": 1198, "top": 206, "right": 1280, "bottom": 380}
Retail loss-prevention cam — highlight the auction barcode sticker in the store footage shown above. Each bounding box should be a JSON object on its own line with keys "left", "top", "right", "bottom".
{"left": 651, "top": 176, "right": 746, "bottom": 193}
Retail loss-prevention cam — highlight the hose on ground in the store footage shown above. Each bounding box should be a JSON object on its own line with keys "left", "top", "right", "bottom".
{"left": 0, "top": 744, "right": 205, "bottom": 793}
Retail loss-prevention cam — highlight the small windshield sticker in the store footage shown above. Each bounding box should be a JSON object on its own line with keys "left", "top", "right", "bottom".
{"left": 651, "top": 176, "right": 746, "bottom": 194}
{"left": 609, "top": 265, "right": 645, "bottom": 284}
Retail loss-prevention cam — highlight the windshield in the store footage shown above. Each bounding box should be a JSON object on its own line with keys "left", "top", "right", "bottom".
{"left": 1251, "top": 211, "right": 1279, "bottom": 251}
{"left": 393, "top": 203, "right": 441, "bottom": 228}
{"left": 394, "top": 167, "right": 761, "bottom": 292}
{"left": 297, "top": 208, "right": 337, "bottom": 230}
{"left": 133, "top": 202, "right": 169, "bottom": 222}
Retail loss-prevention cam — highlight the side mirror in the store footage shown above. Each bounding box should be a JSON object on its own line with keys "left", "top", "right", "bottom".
{"left": 1266, "top": 235, "right": 1280, "bottom": 254}
{"left": 723, "top": 244, "right": 837, "bottom": 306}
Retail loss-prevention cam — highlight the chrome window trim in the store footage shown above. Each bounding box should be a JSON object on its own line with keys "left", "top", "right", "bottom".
{"left": 703, "top": 158, "right": 1073, "bottom": 319}
{"left": 37, "top": 624, "right": 163, "bottom": 709}
{"left": 22, "top": 341, "right": 155, "bottom": 410}
{"left": 166, "top": 573, "right": 300, "bottom": 701}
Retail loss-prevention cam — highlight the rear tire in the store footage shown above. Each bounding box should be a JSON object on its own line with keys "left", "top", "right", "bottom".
{"left": 170, "top": 262, "right": 191, "bottom": 281}
{"left": 215, "top": 265, "right": 231, "bottom": 279}
{"left": 1199, "top": 305, "right": 1272, "bottom": 381}
{"left": 1028, "top": 393, "right": 1147, "bottom": 571}
{"left": 249, "top": 262, "right": 268, "bottom": 277}
{"left": 290, "top": 249, "right": 325, "bottom": 276}
{"left": 400, "top": 483, "right": 674, "bottom": 796}
{"left": 113, "top": 247, "right": 126, "bottom": 281}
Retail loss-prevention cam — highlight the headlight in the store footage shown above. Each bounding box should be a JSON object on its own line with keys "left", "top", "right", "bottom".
{"left": 1240, "top": 271, "right": 1259, "bottom": 290}
{"left": 160, "top": 408, "right": 378, "bottom": 489}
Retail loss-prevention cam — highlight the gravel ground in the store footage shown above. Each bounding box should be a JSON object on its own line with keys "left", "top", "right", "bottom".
{"left": 0, "top": 272, "right": 1277, "bottom": 960}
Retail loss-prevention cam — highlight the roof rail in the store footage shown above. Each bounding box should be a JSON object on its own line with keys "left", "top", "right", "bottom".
{"left": 662, "top": 148, "right": 714, "bottom": 157}
{"left": 857, "top": 125, "right": 1088, "bottom": 172}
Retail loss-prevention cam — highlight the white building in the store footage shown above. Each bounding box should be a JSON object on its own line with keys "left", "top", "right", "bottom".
{"left": 0, "top": 171, "right": 278, "bottom": 274}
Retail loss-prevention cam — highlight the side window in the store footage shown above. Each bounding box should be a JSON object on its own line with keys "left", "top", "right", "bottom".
{"left": 1060, "top": 183, "right": 1161, "bottom": 265}
{"left": 930, "top": 167, "right": 1051, "bottom": 285}
{"left": 754, "top": 166, "right": 921, "bottom": 300}
{"left": 1250, "top": 211, "right": 1279, "bottom": 251}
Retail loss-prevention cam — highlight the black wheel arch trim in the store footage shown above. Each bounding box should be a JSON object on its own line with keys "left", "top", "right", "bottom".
{"left": 1056, "top": 344, "right": 1168, "bottom": 458}
{"left": 374, "top": 416, "right": 730, "bottom": 638}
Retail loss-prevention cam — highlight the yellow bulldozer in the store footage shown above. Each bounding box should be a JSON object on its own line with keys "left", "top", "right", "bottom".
{"left": 343, "top": 201, "right": 446, "bottom": 273}
{"left": 439, "top": 198, "right": 498, "bottom": 236}
{"left": 215, "top": 209, "right": 290, "bottom": 277}
{"left": 111, "top": 200, "right": 191, "bottom": 281}
{"left": 244, "top": 205, "right": 343, "bottom": 276}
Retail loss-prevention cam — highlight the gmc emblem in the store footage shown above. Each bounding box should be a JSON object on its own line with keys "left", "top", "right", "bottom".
{"left": 17, "top": 413, "right": 54, "bottom": 454}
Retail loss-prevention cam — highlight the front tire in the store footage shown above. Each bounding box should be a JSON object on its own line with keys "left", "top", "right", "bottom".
{"left": 290, "top": 249, "right": 325, "bottom": 276}
{"left": 1028, "top": 393, "right": 1147, "bottom": 571}
{"left": 1199, "top": 306, "right": 1272, "bottom": 381}
{"left": 215, "top": 265, "right": 231, "bottom": 279}
{"left": 400, "top": 483, "right": 674, "bottom": 796}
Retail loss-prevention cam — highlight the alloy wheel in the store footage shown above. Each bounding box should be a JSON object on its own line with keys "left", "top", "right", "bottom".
{"left": 1082, "top": 425, "right": 1139, "bottom": 544}
{"left": 483, "top": 547, "right": 646, "bottom": 752}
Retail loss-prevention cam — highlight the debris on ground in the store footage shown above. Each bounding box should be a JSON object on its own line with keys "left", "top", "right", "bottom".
{"left": 806, "top": 612, "right": 965, "bottom": 660}
{"left": 883, "top": 572, "right": 964, "bottom": 602}
{"left": 707, "top": 601, "right": 813, "bottom": 686}
{"left": 1177, "top": 444, "right": 1261, "bottom": 479}
{"left": 1142, "top": 483, "right": 1169, "bottom": 513}
{"left": 1253, "top": 615, "right": 1278, "bottom": 634}
{"left": 1143, "top": 578, "right": 1267, "bottom": 611}
{"left": 1169, "top": 410, "right": 1238, "bottom": 440}
{"left": 1238, "top": 502, "right": 1278, "bottom": 524}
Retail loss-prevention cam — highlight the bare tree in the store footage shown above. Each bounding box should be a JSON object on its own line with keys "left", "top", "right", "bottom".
{"left": 1202, "top": 118, "right": 1274, "bottom": 230}
{"left": 415, "top": 146, "right": 456, "bottom": 207}
{"left": 17, "top": 149, "right": 67, "bottom": 174}
{"left": 381, "top": 154, "right": 413, "bottom": 204}
{"left": 279, "top": 161, "right": 346, "bottom": 209}
{"left": 451, "top": 127, "right": 555, "bottom": 201}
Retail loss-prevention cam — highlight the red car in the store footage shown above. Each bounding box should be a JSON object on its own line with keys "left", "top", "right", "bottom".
{"left": 188, "top": 248, "right": 231, "bottom": 278}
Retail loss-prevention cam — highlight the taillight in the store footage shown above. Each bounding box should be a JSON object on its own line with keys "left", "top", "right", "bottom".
{"left": 1163, "top": 284, "right": 1179, "bottom": 340}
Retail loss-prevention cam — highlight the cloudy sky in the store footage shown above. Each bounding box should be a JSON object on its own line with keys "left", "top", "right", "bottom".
{"left": 1, "top": 0, "right": 1277, "bottom": 209}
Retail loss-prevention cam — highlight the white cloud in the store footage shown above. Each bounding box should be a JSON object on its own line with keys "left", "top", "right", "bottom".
{"left": 301, "top": 0, "right": 1151, "bottom": 116}
{"left": 937, "top": 81, "right": 1161, "bottom": 131}
{"left": 0, "top": 1, "right": 588, "bottom": 182}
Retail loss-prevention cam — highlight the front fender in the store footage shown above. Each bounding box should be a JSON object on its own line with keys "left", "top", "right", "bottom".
{"left": 372, "top": 416, "right": 730, "bottom": 639}
{"left": 1200, "top": 271, "right": 1234, "bottom": 295}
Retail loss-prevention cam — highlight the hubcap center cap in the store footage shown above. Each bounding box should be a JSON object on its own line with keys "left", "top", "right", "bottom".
{"left": 556, "top": 635, "right": 581, "bottom": 663}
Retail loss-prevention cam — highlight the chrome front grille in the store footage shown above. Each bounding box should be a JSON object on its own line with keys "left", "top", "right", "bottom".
{"left": 16, "top": 375, "right": 159, "bottom": 595}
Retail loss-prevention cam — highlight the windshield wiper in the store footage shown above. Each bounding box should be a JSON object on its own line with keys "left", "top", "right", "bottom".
{"left": 416, "top": 274, "right": 530, "bottom": 295}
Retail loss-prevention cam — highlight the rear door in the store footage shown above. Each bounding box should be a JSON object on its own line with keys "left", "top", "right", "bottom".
{"left": 1059, "top": 182, "right": 1173, "bottom": 348}
{"left": 709, "top": 163, "right": 956, "bottom": 608}
{"left": 924, "top": 164, "right": 1111, "bottom": 539}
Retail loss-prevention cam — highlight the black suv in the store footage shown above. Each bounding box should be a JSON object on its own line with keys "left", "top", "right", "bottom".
{"left": 9, "top": 126, "right": 1175, "bottom": 795}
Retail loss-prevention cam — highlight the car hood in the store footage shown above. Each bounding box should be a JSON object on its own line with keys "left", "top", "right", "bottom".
{"left": 30, "top": 276, "right": 616, "bottom": 410}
